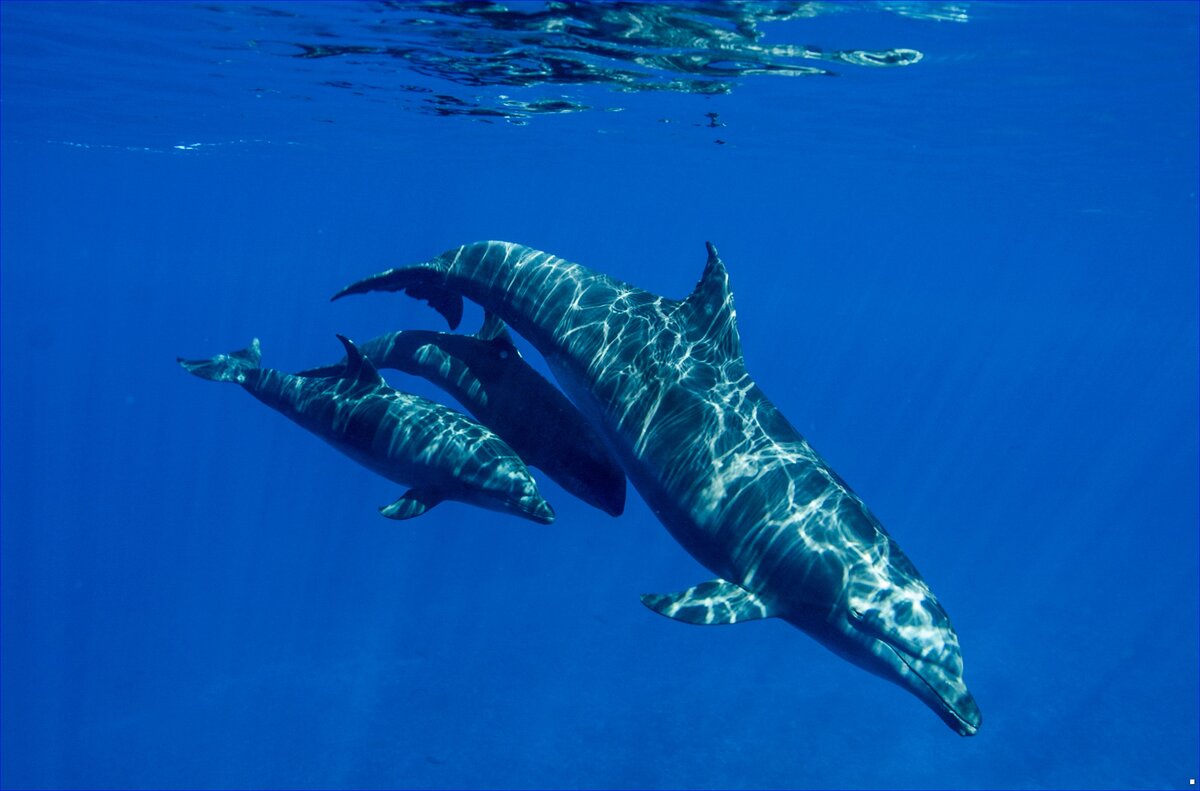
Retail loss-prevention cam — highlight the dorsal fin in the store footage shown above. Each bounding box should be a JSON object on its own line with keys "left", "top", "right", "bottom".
{"left": 680, "top": 242, "right": 742, "bottom": 360}
{"left": 475, "top": 311, "right": 514, "bottom": 344}
{"left": 336, "top": 334, "right": 385, "bottom": 386}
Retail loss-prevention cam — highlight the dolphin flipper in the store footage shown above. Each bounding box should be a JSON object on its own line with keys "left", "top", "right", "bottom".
{"left": 641, "top": 579, "right": 776, "bottom": 625}
{"left": 380, "top": 488, "right": 443, "bottom": 520}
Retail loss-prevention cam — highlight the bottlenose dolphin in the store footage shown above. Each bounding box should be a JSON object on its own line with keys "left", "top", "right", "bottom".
{"left": 178, "top": 334, "right": 555, "bottom": 524}
{"left": 299, "top": 316, "right": 626, "bottom": 517}
{"left": 333, "top": 241, "right": 981, "bottom": 735}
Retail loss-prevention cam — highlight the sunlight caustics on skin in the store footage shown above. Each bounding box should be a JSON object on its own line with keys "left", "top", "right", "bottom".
{"left": 179, "top": 335, "right": 555, "bottom": 525}
{"left": 334, "top": 241, "right": 982, "bottom": 735}
{"left": 299, "top": 322, "right": 627, "bottom": 517}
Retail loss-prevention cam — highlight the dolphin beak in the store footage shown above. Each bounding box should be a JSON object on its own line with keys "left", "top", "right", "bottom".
{"left": 889, "top": 645, "right": 982, "bottom": 736}
{"left": 952, "top": 695, "right": 982, "bottom": 737}
{"left": 522, "top": 496, "right": 556, "bottom": 525}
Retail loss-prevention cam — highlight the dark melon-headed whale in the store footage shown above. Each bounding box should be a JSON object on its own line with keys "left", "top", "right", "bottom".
{"left": 298, "top": 316, "right": 626, "bottom": 517}
{"left": 178, "top": 334, "right": 555, "bottom": 524}
{"left": 333, "top": 241, "right": 982, "bottom": 735}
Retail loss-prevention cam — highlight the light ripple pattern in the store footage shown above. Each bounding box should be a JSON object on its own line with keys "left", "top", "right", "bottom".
{"left": 227, "top": 1, "right": 942, "bottom": 122}
{"left": 333, "top": 240, "right": 983, "bottom": 736}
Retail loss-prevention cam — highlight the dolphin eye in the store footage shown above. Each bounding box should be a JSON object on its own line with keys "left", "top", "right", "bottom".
{"left": 498, "top": 349, "right": 509, "bottom": 360}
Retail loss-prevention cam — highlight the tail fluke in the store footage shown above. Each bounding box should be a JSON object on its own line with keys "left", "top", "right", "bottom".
{"left": 331, "top": 262, "right": 464, "bottom": 330}
{"left": 178, "top": 339, "right": 262, "bottom": 383}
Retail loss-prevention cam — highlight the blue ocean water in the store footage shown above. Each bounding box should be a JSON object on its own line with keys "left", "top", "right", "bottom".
{"left": 1, "top": 2, "right": 1197, "bottom": 789}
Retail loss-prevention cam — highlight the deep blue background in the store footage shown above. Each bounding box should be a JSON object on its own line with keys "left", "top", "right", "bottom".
{"left": 2, "top": 2, "right": 1197, "bottom": 789}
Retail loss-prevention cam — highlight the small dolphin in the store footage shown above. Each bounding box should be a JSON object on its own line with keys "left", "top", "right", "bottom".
{"left": 299, "top": 315, "right": 626, "bottom": 516}
{"left": 178, "top": 335, "right": 555, "bottom": 524}
{"left": 333, "top": 241, "right": 981, "bottom": 735}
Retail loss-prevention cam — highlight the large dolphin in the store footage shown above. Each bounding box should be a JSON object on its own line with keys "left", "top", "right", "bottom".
{"left": 299, "top": 316, "right": 626, "bottom": 517}
{"left": 333, "top": 241, "right": 982, "bottom": 735}
{"left": 179, "top": 334, "right": 555, "bottom": 524}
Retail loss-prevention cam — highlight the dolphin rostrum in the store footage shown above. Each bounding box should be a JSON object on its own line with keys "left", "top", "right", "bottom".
{"left": 179, "top": 334, "right": 555, "bottom": 524}
{"left": 332, "top": 241, "right": 982, "bottom": 735}
{"left": 299, "top": 316, "right": 626, "bottom": 517}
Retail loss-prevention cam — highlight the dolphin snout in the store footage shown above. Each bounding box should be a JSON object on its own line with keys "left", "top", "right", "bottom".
{"left": 894, "top": 647, "right": 982, "bottom": 736}
{"left": 522, "top": 495, "right": 556, "bottom": 525}
{"left": 952, "top": 693, "right": 982, "bottom": 736}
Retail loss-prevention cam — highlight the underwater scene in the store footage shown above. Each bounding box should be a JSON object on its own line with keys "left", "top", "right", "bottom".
{"left": 0, "top": 2, "right": 1196, "bottom": 789}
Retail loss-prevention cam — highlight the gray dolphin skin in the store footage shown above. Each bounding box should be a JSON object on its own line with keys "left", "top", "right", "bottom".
{"left": 178, "top": 334, "right": 555, "bottom": 525}
{"left": 333, "top": 241, "right": 982, "bottom": 735}
{"left": 298, "top": 318, "right": 626, "bottom": 517}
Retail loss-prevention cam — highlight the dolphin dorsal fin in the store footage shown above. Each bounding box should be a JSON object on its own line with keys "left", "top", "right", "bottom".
{"left": 641, "top": 578, "right": 775, "bottom": 625}
{"left": 474, "top": 311, "right": 514, "bottom": 344}
{"left": 680, "top": 242, "right": 742, "bottom": 361}
{"left": 336, "top": 334, "right": 385, "bottom": 386}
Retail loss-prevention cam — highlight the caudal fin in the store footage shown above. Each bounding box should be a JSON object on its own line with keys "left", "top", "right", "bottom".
{"left": 178, "top": 339, "right": 262, "bottom": 383}
{"left": 332, "top": 262, "right": 464, "bottom": 330}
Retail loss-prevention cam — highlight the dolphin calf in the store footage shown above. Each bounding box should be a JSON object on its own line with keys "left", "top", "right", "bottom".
{"left": 299, "top": 316, "right": 626, "bottom": 516}
{"left": 178, "top": 334, "right": 555, "bottom": 524}
{"left": 333, "top": 241, "right": 981, "bottom": 735}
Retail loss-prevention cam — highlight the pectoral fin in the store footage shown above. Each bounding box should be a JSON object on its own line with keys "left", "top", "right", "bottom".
{"left": 640, "top": 578, "right": 775, "bottom": 625}
{"left": 380, "top": 488, "right": 443, "bottom": 520}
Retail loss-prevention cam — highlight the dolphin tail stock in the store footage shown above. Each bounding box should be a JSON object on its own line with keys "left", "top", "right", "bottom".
{"left": 177, "top": 339, "right": 262, "bottom": 383}
{"left": 332, "top": 261, "right": 464, "bottom": 330}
